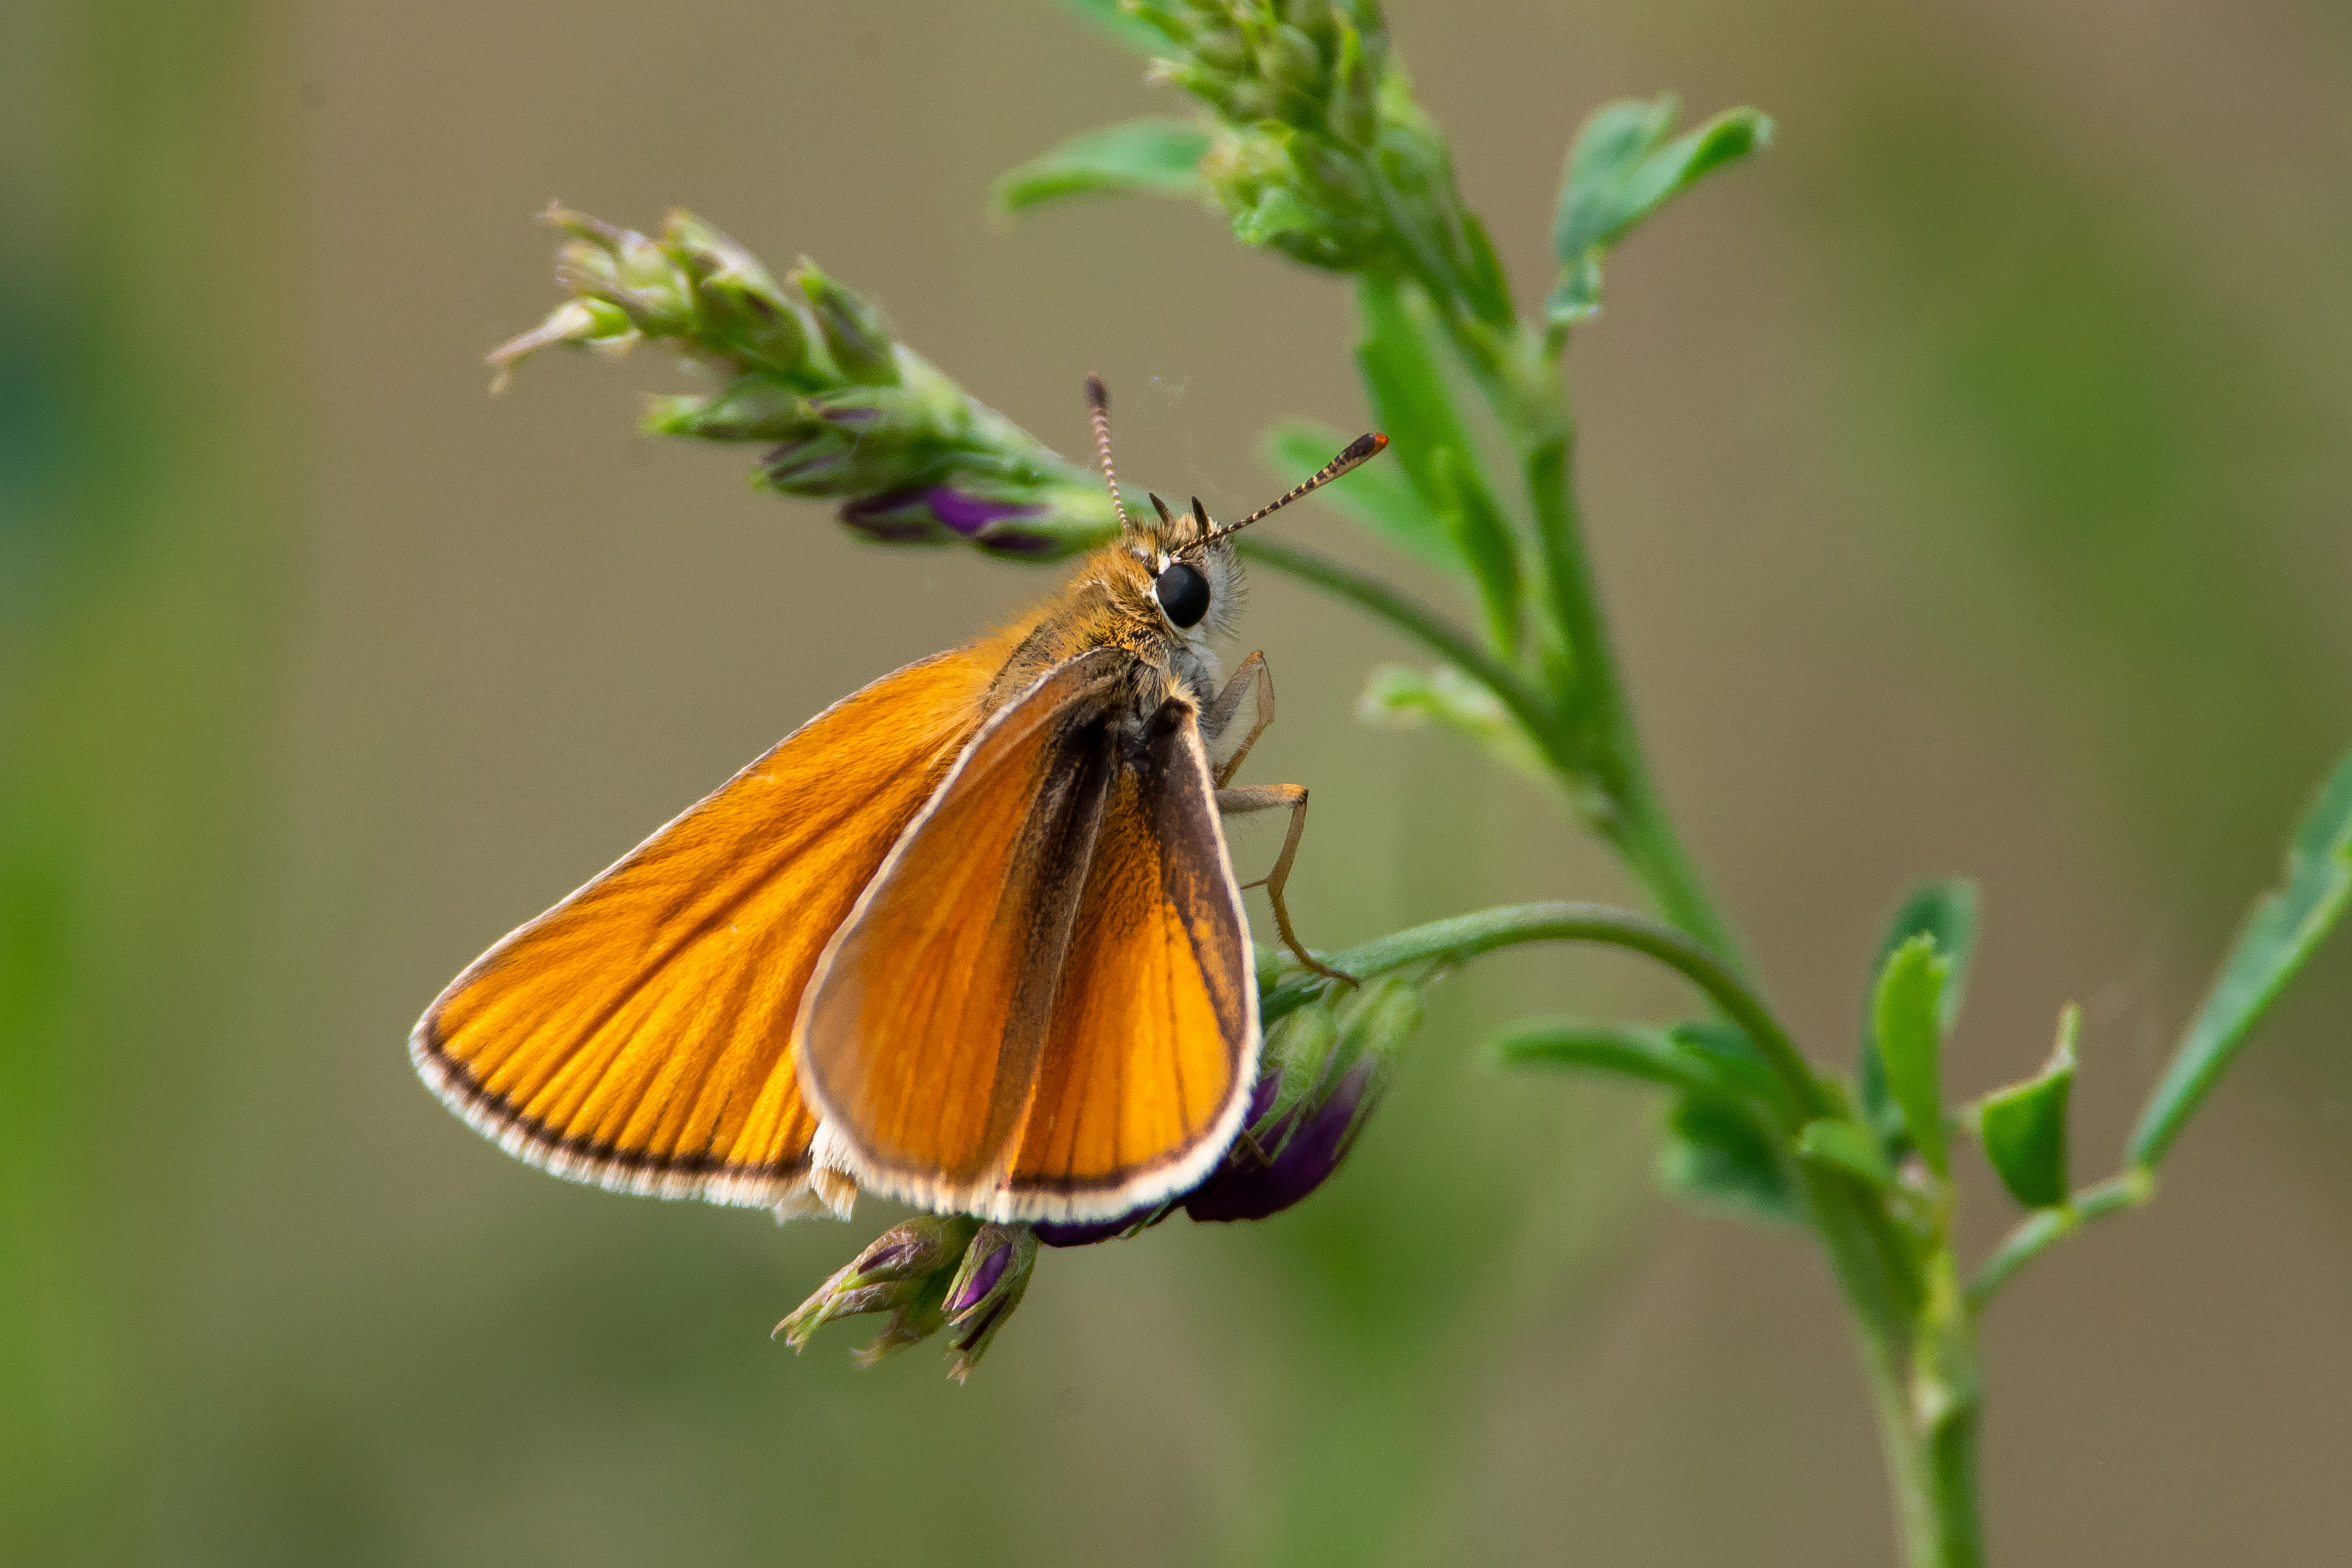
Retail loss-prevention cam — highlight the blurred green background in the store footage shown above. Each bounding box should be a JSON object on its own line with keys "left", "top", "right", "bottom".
{"left": 4, "top": 0, "right": 2349, "bottom": 1563}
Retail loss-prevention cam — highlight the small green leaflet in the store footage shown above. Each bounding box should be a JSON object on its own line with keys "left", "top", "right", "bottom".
{"left": 1797, "top": 1119, "right": 1895, "bottom": 1189}
{"left": 1547, "top": 96, "right": 1772, "bottom": 328}
{"left": 1977, "top": 1005, "right": 2077, "bottom": 1210}
{"left": 1873, "top": 935, "right": 1951, "bottom": 1178}
{"left": 1857, "top": 880, "right": 1979, "bottom": 1151}
{"left": 994, "top": 119, "right": 1211, "bottom": 216}
{"left": 2126, "top": 746, "right": 2352, "bottom": 1169}
{"left": 1499, "top": 1019, "right": 1804, "bottom": 1224}
{"left": 1493, "top": 1019, "right": 1724, "bottom": 1095}
{"left": 1357, "top": 664, "right": 1548, "bottom": 786}
{"left": 1660, "top": 1093, "right": 1801, "bottom": 1224}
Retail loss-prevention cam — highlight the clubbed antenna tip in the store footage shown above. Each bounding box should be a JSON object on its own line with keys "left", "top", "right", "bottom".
{"left": 1211, "top": 431, "right": 1390, "bottom": 541}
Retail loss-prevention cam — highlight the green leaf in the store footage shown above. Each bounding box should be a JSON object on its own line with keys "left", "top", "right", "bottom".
{"left": 1263, "top": 419, "right": 1455, "bottom": 573}
{"left": 1977, "top": 1004, "right": 2078, "bottom": 1210}
{"left": 1493, "top": 1018, "right": 1721, "bottom": 1095}
{"left": 1546, "top": 96, "right": 1772, "bottom": 328}
{"left": 1797, "top": 1118, "right": 1896, "bottom": 1189}
{"left": 1357, "top": 664, "right": 1548, "bottom": 785}
{"left": 1353, "top": 274, "right": 1522, "bottom": 653}
{"left": 1858, "top": 880, "right": 1980, "bottom": 1150}
{"left": 2127, "top": 746, "right": 2352, "bottom": 1169}
{"left": 994, "top": 119, "right": 1212, "bottom": 216}
{"left": 1668, "top": 1020, "right": 1791, "bottom": 1116}
{"left": 1873, "top": 935, "right": 1952, "bottom": 1177}
{"left": 1051, "top": 0, "right": 1172, "bottom": 56}
{"left": 1659, "top": 1093, "right": 1801, "bottom": 1224}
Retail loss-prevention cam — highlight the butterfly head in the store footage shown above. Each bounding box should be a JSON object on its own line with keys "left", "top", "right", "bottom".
{"left": 1081, "top": 373, "right": 1384, "bottom": 651}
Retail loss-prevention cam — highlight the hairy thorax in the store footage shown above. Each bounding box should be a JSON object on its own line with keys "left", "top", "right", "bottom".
{"left": 979, "top": 534, "right": 1244, "bottom": 743}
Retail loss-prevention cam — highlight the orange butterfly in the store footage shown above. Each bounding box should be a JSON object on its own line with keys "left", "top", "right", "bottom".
{"left": 412, "top": 377, "right": 1386, "bottom": 1226}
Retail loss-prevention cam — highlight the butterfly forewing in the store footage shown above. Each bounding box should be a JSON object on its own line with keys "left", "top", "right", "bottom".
{"left": 411, "top": 646, "right": 995, "bottom": 1208}
{"left": 796, "top": 652, "right": 1258, "bottom": 1222}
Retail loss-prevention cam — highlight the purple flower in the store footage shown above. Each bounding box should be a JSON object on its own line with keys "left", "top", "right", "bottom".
{"left": 838, "top": 487, "right": 949, "bottom": 543}
{"left": 1034, "top": 1205, "right": 1168, "bottom": 1249}
{"left": 925, "top": 485, "right": 1041, "bottom": 538}
{"left": 941, "top": 1224, "right": 1038, "bottom": 1382}
{"left": 1184, "top": 1054, "right": 1379, "bottom": 1223}
{"left": 1044, "top": 977, "right": 1425, "bottom": 1241}
{"left": 774, "top": 1215, "right": 1043, "bottom": 1382}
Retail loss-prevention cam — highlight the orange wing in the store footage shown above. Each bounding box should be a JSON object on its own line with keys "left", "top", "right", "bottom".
{"left": 796, "top": 652, "right": 1258, "bottom": 1223}
{"left": 410, "top": 647, "right": 995, "bottom": 1213}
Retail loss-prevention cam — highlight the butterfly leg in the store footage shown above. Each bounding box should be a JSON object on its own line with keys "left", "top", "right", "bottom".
{"left": 1215, "top": 782, "right": 1354, "bottom": 984}
{"left": 1203, "top": 651, "right": 1274, "bottom": 789}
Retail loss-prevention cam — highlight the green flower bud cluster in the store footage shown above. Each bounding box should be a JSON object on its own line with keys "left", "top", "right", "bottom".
{"left": 489, "top": 207, "right": 1122, "bottom": 559}
{"left": 774, "top": 1215, "right": 1040, "bottom": 1382}
{"left": 1128, "top": 1, "right": 1508, "bottom": 315}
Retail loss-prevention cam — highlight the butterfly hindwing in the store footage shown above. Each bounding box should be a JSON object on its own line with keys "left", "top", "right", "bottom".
{"left": 1006, "top": 695, "right": 1255, "bottom": 1203}
{"left": 796, "top": 651, "right": 1258, "bottom": 1223}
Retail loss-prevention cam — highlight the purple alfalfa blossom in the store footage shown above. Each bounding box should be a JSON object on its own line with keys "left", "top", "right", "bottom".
{"left": 1037, "top": 977, "right": 1424, "bottom": 1244}
{"left": 837, "top": 485, "right": 1055, "bottom": 550}
{"left": 943, "top": 1234, "right": 1012, "bottom": 1316}
{"left": 838, "top": 487, "right": 945, "bottom": 543}
{"left": 925, "top": 485, "right": 1044, "bottom": 539}
{"left": 1183, "top": 1053, "right": 1380, "bottom": 1223}
{"left": 940, "top": 1223, "right": 1038, "bottom": 1382}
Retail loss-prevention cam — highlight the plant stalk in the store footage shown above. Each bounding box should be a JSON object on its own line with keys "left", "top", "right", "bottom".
{"left": 1503, "top": 348, "right": 1983, "bottom": 1562}
{"left": 1858, "top": 1330, "right": 1985, "bottom": 1568}
{"left": 1518, "top": 428, "right": 1748, "bottom": 976}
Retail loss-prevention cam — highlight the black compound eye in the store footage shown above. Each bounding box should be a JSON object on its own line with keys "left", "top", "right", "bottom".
{"left": 1154, "top": 561, "right": 1211, "bottom": 628}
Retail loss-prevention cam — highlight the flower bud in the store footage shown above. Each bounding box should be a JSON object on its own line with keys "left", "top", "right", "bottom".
{"left": 754, "top": 386, "right": 943, "bottom": 494}
{"left": 486, "top": 298, "right": 639, "bottom": 390}
{"left": 790, "top": 261, "right": 899, "bottom": 387}
{"left": 1323, "top": 23, "right": 1380, "bottom": 148}
{"left": 641, "top": 377, "right": 811, "bottom": 444}
{"left": 835, "top": 484, "right": 1039, "bottom": 548}
{"left": 775, "top": 1216, "right": 1050, "bottom": 1379}
{"left": 1257, "top": 23, "right": 1329, "bottom": 108}
{"left": 661, "top": 213, "right": 811, "bottom": 380}
{"left": 1190, "top": 25, "right": 1247, "bottom": 73}
{"left": 773, "top": 1214, "right": 978, "bottom": 1353}
{"left": 941, "top": 1223, "right": 1039, "bottom": 1383}
{"left": 1183, "top": 976, "right": 1423, "bottom": 1223}
{"left": 1221, "top": 79, "right": 1284, "bottom": 123}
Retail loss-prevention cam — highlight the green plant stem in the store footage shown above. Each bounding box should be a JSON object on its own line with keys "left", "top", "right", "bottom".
{"left": 1804, "top": 1181, "right": 1980, "bottom": 1568}
{"left": 1967, "top": 1167, "right": 2156, "bottom": 1309}
{"left": 1863, "top": 1346, "right": 1985, "bottom": 1568}
{"left": 1520, "top": 435, "right": 1746, "bottom": 973}
{"left": 1264, "top": 901, "right": 1828, "bottom": 1120}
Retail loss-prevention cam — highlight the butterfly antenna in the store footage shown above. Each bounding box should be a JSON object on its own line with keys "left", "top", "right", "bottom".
{"left": 1085, "top": 373, "right": 1135, "bottom": 532}
{"left": 1209, "top": 432, "right": 1389, "bottom": 542}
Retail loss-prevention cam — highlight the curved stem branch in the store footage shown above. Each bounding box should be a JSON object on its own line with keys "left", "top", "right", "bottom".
{"left": 1265, "top": 901, "right": 1830, "bottom": 1121}
{"left": 1966, "top": 1168, "right": 2156, "bottom": 1310}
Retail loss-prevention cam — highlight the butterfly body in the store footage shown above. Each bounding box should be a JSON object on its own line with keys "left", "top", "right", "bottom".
{"left": 412, "top": 380, "right": 1383, "bottom": 1226}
